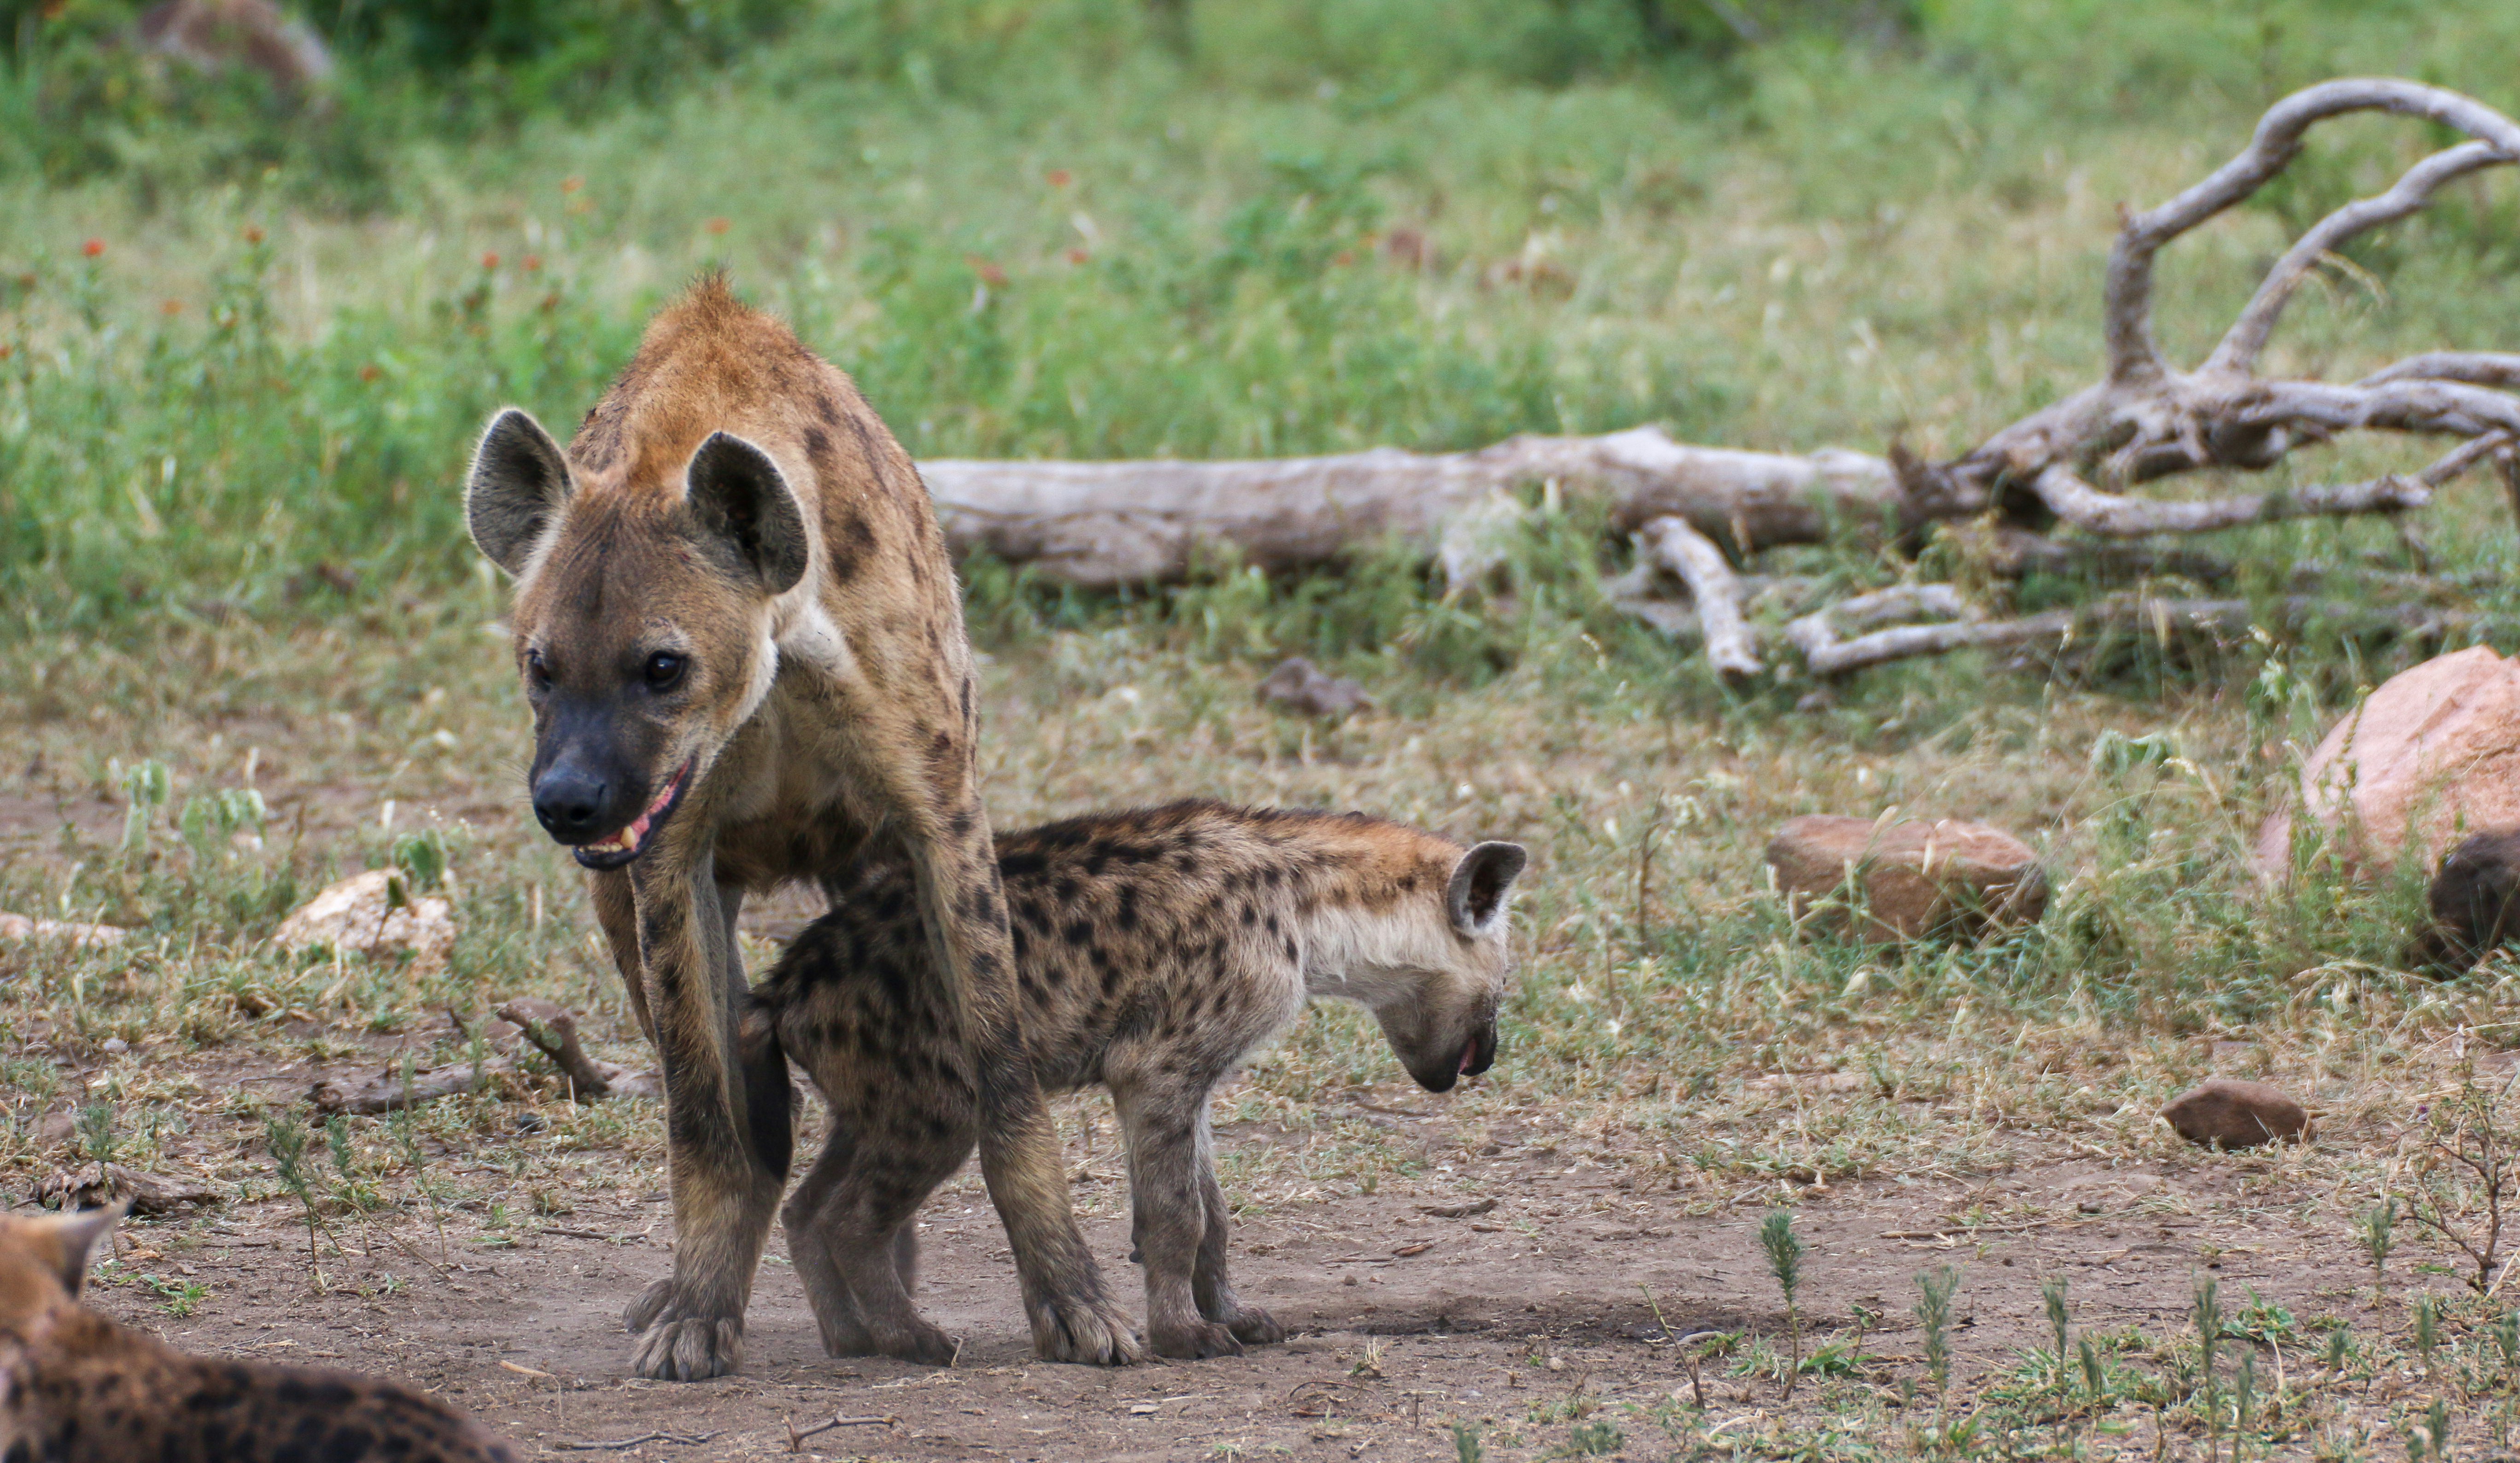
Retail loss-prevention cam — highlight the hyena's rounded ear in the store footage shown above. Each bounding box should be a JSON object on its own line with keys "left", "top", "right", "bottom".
{"left": 686, "top": 431, "right": 808, "bottom": 595}
{"left": 1447, "top": 841, "right": 1528, "bottom": 936}
{"left": 38, "top": 1201, "right": 125, "bottom": 1295}
{"left": 467, "top": 408, "right": 574, "bottom": 577}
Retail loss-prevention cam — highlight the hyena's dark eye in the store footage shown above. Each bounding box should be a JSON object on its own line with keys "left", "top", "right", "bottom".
{"left": 524, "top": 649, "right": 550, "bottom": 688}
{"left": 642, "top": 652, "right": 687, "bottom": 691}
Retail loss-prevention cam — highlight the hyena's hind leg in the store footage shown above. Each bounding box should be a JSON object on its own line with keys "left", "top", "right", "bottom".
{"left": 781, "top": 1122, "right": 877, "bottom": 1358}
{"left": 788, "top": 1113, "right": 969, "bottom": 1365}
{"left": 1114, "top": 1081, "right": 1245, "bottom": 1359}
{"left": 1192, "top": 1109, "right": 1283, "bottom": 1346}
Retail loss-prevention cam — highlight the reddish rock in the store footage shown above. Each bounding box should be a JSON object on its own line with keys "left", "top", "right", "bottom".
{"left": 1766, "top": 815, "right": 2045, "bottom": 943}
{"left": 2257, "top": 646, "right": 2520, "bottom": 881}
{"left": 2159, "top": 1078, "right": 2311, "bottom": 1149}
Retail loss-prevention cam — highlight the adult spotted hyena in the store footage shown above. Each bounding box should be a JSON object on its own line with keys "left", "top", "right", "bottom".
{"left": 463, "top": 275, "right": 1136, "bottom": 1378}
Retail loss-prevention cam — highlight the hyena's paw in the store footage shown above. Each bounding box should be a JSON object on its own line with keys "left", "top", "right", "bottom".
{"left": 624, "top": 1278, "right": 676, "bottom": 1335}
{"left": 1030, "top": 1294, "right": 1145, "bottom": 1366}
{"left": 631, "top": 1314, "right": 746, "bottom": 1381}
{"left": 1221, "top": 1304, "right": 1285, "bottom": 1346}
{"left": 1149, "top": 1317, "right": 1245, "bottom": 1361}
{"left": 868, "top": 1317, "right": 960, "bottom": 1368}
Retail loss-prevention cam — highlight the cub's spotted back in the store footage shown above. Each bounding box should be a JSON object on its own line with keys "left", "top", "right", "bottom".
{"left": 0, "top": 1206, "right": 516, "bottom": 1463}
{"left": 749, "top": 799, "right": 1527, "bottom": 1361}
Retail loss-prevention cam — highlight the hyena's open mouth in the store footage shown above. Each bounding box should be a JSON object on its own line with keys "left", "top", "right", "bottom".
{"left": 573, "top": 760, "right": 694, "bottom": 871}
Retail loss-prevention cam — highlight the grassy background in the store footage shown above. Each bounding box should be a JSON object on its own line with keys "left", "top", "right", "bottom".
{"left": 9, "top": 1, "right": 2520, "bottom": 1452}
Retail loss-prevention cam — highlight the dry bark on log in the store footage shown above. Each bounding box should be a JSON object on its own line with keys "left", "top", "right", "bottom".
{"left": 924, "top": 433, "right": 1899, "bottom": 589}
{"left": 916, "top": 79, "right": 2520, "bottom": 680}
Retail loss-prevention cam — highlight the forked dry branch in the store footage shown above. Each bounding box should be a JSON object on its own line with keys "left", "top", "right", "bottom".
{"left": 922, "top": 79, "right": 2520, "bottom": 680}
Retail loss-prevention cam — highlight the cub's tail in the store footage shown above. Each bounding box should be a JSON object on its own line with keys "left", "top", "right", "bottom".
{"left": 737, "top": 988, "right": 795, "bottom": 1184}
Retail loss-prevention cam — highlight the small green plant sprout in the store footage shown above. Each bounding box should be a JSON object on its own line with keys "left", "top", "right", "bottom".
{"left": 2078, "top": 1334, "right": 2105, "bottom": 1398}
{"left": 145, "top": 1273, "right": 207, "bottom": 1318}
{"left": 2362, "top": 1199, "right": 2397, "bottom": 1306}
{"left": 2415, "top": 1293, "right": 2441, "bottom": 1379}
{"left": 1452, "top": 1420, "right": 1483, "bottom": 1463}
{"left": 2042, "top": 1276, "right": 2071, "bottom": 1382}
{"left": 2412, "top": 1396, "right": 2451, "bottom": 1463}
{"left": 1916, "top": 1265, "right": 1960, "bottom": 1405}
{"left": 263, "top": 1110, "right": 325, "bottom": 1271}
{"left": 179, "top": 787, "right": 267, "bottom": 860}
{"left": 2195, "top": 1274, "right": 2224, "bottom": 1462}
{"left": 391, "top": 830, "right": 450, "bottom": 891}
{"left": 75, "top": 1102, "right": 117, "bottom": 1164}
{"left": 2234, "top": 1344, "right": 2257, "bottom": 1463}
{"left": 2495, "top": 1310, "right": 2520, "bottom": 1381}
{"left": 2324, "top": 1326, "right": 2351, "bottom": 1373}
{"left": 1567, "top": 1419, "right": 1623, "bottom": 1457}
{"left": 1760, "top": 1208, "right": 1807, "bottom": 1399}
{"left": 116, "top": 759, "right": 172, "bottom": 859}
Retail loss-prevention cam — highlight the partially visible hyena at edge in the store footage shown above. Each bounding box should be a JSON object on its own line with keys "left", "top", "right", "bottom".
{"left": 746, "top": 800, "right": 1529, "bottom": 1362}
{"left": 0, "top": 1206, "right": 516, "bottom": 1463}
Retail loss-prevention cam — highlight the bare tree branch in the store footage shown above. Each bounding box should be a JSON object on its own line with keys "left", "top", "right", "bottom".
{"left": 2210, "top": 141, "right": 2512, "bottom": 375}
{"left": 1637, "top": 516, "right": 1761, "bottom": 680}
{"left": 2105, "top": 77, "right": 2520, "bottom": 385}
{"left": 2027, "top": 463, "right": 2430, "bottom": 537}
{"left": 2362, "top": 353, "right": 2520, "bottom": 390}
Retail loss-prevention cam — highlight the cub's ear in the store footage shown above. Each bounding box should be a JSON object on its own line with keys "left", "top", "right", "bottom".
{"left": 686, "top": 431, "right": 809, "bottom": 595}
{"left": 35, "top": 1202, "right": 125, "bottom": 1295}
{"left": 467, "top": 408, "right": 574, "bottom": 577}
{"left": 1447, "top": 841, "right": 1528, "bottom": 936}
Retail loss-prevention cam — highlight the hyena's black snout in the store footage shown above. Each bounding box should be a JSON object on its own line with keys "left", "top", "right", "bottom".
{"left": 532, "top": 756, "right": 617, "bottom": 842}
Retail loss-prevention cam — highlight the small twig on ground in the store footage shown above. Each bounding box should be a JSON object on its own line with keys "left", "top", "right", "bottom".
{"left": 554, "top": 1432, "right": 719, "bottom": 1451}
{"left": 784, "top": 1414, "right": 892, "bottom": 1451}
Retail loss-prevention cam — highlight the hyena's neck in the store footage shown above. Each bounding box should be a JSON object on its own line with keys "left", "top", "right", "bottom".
{"left": 1285, "top": 844, "right": 1455, "bottom": 1011}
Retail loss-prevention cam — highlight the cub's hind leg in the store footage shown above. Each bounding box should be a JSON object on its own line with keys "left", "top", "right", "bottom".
{"left": 781, "top": 1124, "right": 876, "bottom": 1358}
{"left": 1192, "top": 1111, "right": 1282, "bottom": 1346}
{"left": 790, "top": 1111, "right": 971, "bottom": 1365}
{"left": 1114, "top": 1081, "right": 1244, "bottom": 1359}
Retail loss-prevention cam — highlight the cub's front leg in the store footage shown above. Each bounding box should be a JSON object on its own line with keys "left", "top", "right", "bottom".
{"left": 615, "top": 857, "right": 785, "bottom": 1381}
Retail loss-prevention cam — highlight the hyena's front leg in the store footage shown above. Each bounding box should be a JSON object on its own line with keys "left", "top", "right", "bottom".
{"left": 1114, "top": 1083, "right": 1243, "bottom": 1359}
{"left": 908, "top": 794, "right": 1140, "bottom": 1365}
{"left": 620, "top": 855, "right": 786, "bottom": 1381}
{"left": 1192, "top": 1109, "right": 1283, "bottom": 1346}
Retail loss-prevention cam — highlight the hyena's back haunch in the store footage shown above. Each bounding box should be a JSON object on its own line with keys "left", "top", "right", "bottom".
{"left": 463, "top": 274, "right": 1135, "bottom": 1378}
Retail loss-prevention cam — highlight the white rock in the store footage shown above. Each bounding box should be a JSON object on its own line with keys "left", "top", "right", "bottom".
{"left": 272, "top": 869, "right": 456, "bottom": 973}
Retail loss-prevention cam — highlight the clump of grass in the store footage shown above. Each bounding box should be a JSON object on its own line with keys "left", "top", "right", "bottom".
{"left": 1759, "top": 1208, "right": 1806, "bottom": 1400}
{"left": 2414, "top": 1293, "right": 2441, "bottom": 1381}
{"left": 1567, "top": 1419, "right": 1622, "bottom": 1456}
{"left": 1452, "top": 1420, "right": 1482, "bottom": 1463}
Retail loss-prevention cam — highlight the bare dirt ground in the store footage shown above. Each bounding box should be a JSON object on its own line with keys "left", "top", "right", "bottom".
{"left": 53, "top": 1052, "right": 2380, "bottom": 1463}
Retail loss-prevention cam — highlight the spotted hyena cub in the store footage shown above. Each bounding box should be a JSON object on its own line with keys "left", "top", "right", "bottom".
{"left": 0, "top": 1206, "right": 515, "bottom": 1463}
{"left": 747, "top": 800, "right": 1527, "bottom": 1362}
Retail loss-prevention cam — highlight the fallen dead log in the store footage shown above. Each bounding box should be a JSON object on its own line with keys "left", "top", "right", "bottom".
{"left": 925, "top": 433, "right": 1900, "bottom": 589}
{"left": 918, "top": 79, "right": 2520, "bottom": 679}
{"left": 35, "top": 1162, "right": 219, "bottom": 1214}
